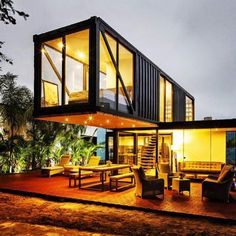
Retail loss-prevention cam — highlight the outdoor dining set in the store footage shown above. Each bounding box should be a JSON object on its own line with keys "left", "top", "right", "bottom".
{"left": 41, "top": 154, "right": 235, "bottom": 202}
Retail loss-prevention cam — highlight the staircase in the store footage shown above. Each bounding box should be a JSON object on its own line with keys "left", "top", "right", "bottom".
{"left": 139, "top": 135, "right": 156, "bottom": 171}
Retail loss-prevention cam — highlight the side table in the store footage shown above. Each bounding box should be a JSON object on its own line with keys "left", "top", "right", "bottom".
{"left": 172, "top": 178, "right": 191, "bottom": 195}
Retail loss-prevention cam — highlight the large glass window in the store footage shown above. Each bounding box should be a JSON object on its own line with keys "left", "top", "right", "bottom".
{"left": 41, "top": 38, "right": 63, "bottom": 107}
{"left": 99, "top": 32, "right": 134, "bottom": 113}
{"left": 118, "top": 44, "right": 133, "bottom": 112}
{"left": 41, "top": 29, "right": 89, "bottom": 107}
{"left": 99, "top": 33, "right": 117, "bottom": 110}
{"left": 165, "top": 80, "right": 173, "bottom": 122}
{"left": 185, "top": 96, "right": 194, "bottom": 121}
{"left": 226, "top": 131, "right": 236, "bottom": 165}
{"left": 159, "top": 76, "right": 165, "bottom": 122}
{"left": 65, "top": 29, "right": 89, "bottom": 104}
{"left": 159, "top": 76, "right": 173, "bottom": 122}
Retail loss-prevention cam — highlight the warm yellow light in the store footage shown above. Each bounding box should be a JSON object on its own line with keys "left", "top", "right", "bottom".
{"left": 84, "top": 121, "right": 87, "bottom": 125}
{"left": 89, "top": 116, "right": 92, "bottom": 121}
{"left": 41, "top": 48, "right": 45, "bottom": 54}
{"left": 58, "top": 42, "right": 64, "bottom": 49}
{"left": 121, "top": 122, "right": 124, "bottom": 125}
{"left": 78, "top": 52, "right": 85, "bottom": 60}
{"left": 65, "top": 118, "right": 68, "bottom": 122}
{"left": 132, "top": 124, "right": 135, "bottom": 127}
{"left": 106, "top": 120, "right": 110, "bottom": 124}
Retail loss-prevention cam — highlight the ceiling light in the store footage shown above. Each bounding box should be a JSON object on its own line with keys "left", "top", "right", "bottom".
{"left": 132, "top": 124, "right": 135, "bottom": 127}
{"left": 106, "top": 120, "right": 110, "bottom": 124}
{"left": 88, "top": 116, "right": 92, "bottom": 121}
{"left": 65, "top": 118, "right": 68, "bottom": 122}
{"left": 84, "top": 121, "right": 87, "bottom": 125}
{"left": 121, "top": 122, "right": 124, "bottom": 125}
{"left": 78, "top": 52, "right": 85, "bottom": 60}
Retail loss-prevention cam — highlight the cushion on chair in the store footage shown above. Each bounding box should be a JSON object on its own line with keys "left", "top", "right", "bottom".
{"left": 41, "top": 166, "right": 64, "bottom": 170}
{"left": 138, "top": 166, "right": 146, "bottom": 180}
{"left": 159, "top": 163, "right": 170, "bottom": 173}
{"left": 217, "top": 164, "right": 233, "bottom": 182}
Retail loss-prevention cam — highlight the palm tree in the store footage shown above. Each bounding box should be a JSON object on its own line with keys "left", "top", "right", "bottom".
{"left": 0, "top": 72, "right": 32, "bottom": 172}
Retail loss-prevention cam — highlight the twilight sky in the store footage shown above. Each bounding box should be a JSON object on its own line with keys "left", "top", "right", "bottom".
{"left": 1, "top": 0, "right": 236, "bottom": 120}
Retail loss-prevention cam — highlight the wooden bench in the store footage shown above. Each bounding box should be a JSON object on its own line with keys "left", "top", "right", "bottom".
{"left": 109, "top": 172, "right": 134, "bottom": 191}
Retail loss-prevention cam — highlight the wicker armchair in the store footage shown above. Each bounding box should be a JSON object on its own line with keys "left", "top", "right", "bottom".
{"left": 132, "top": 166, "right": 164, "bottom": 199}
{"left": 202, "top": 164, "right": 234, "bottom": 202}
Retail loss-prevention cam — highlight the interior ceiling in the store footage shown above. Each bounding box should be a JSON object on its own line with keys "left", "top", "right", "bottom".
{"left": 45, "top": 29, "right": 89, "bottom": 65}
{"left": 36, "top": 112, "right": 157, "bottom": 129}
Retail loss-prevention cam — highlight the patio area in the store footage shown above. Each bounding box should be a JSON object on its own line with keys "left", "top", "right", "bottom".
{"left": 0, "top": 171, "right": 235, "bottom": 221}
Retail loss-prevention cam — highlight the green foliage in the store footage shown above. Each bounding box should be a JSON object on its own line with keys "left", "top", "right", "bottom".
{"left": 0, "top": 73, "right": 104, "bottom": 173}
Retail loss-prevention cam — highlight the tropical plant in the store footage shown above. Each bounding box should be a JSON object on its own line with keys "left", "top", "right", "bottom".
{"left": 0, "top": 72, "right": 32, "bottom": 172}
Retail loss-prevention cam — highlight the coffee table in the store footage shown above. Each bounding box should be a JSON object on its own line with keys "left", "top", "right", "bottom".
{"left": 172, "top": 178, "right": 190, "bottom": 195}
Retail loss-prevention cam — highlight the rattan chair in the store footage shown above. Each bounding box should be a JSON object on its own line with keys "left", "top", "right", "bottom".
{"left": 132, "top": 166, "right": 164, "bottom": 199}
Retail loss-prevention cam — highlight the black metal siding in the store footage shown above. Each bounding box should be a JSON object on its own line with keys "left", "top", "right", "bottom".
{"left": 173, "top": 85, "right": 185, "bottom": 121}
{"left": 137, "top": 54, "right": 159, "bottom": 121}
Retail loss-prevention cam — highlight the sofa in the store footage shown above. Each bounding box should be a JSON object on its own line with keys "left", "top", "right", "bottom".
{"left": 179, "top": 161, "right": 223, "bottom": 179}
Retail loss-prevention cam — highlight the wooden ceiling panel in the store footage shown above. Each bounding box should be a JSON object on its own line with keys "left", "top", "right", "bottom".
{"left": 36, "top": 112, "right": 157, "bottom": 129}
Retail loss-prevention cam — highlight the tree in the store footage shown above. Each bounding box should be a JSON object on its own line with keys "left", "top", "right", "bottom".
{"left": 0, "top": 0, "right": 29, "bottom": 70}
{"left": 0, "top": 72, "right": 32, "bottom": 172}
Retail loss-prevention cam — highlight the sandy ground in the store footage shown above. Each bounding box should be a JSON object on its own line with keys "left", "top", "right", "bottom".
{"left": 0, "top": 193, "right": 236, "bottom": 236}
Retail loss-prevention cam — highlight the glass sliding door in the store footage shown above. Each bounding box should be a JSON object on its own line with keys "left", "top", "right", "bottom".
{"left": 118, "top": 133, "right": 135, "bottom": 165}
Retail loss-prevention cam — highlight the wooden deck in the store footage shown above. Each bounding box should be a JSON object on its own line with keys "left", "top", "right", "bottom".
{"left": 0, "top": 171, "right": 236, "bottom": 221}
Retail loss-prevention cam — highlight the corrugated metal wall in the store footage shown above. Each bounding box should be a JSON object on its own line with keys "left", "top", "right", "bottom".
{"left": 136, "top": 54, "right": 159, "bottom": 121}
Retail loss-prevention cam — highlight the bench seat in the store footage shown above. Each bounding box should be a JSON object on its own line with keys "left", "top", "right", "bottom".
{"left": 110, "top": 173, "right": 134, "bottom": 191}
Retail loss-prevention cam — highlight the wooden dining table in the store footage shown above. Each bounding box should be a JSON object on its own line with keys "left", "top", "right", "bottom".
{"left": 78, "top": 164, "right": 131, "bottom": 191}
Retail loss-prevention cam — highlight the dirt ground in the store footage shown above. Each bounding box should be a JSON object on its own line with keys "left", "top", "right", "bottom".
{"left": 0, "top": 192, "right": 236, "bottom": 236}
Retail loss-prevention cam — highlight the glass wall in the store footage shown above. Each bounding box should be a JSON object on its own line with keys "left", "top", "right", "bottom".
{"left": 226, "top": 131, "right": 236, "bottom": 165}
{"left": 159, "top": 76, "right": 173, "bottom": 122}
{"left": 99, "top": 32, "right": 134, "bottom": 113}
{"left": 41, "top": 38, "right": 63, "bottom": 107}
{"left": 185, "top": 96, "right": 194, "bottom": 121}
{"left": 41, "top": 29, "right": 89, "bottom": 107}
{"left": 65, "top": 29, "right": 89, "bottom": 104}
{"left": 99, "top": 33, "right": 116, "bottom": 110}
{"left": 165, "top": 80, "right": 173, "bottom": 122}
{"left": 159, "top": 128, "right": 228, "bottom": 173}
{"left": 159, "top": 76, "right": 165, "bottom": 122}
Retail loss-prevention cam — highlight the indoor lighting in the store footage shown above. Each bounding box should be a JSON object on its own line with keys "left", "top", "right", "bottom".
{"left": 106, "top": 119, "right": 110, "bottom": 124}
{"left": 65, "top": 118, "right": 68, "bottom": 122}
{"left": 58, "top": 42, "right": 64, "bottom": 49}
{"left": 132, "top": 124, "right": 135, "bottom": 127}
{"left": 88, "top": 115, "right": 92, "bottom": 121}
{"left": 78, "top": 52, "right": 85, "bottom": 60}
{"left": 121, "top": 122, "right": 124, "bottom": 125}
{"left": 41, "top": 48, "right": 45, "bottom": 54}
{"left": 84, "top": 121, "right": 87, "bottom": 125}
